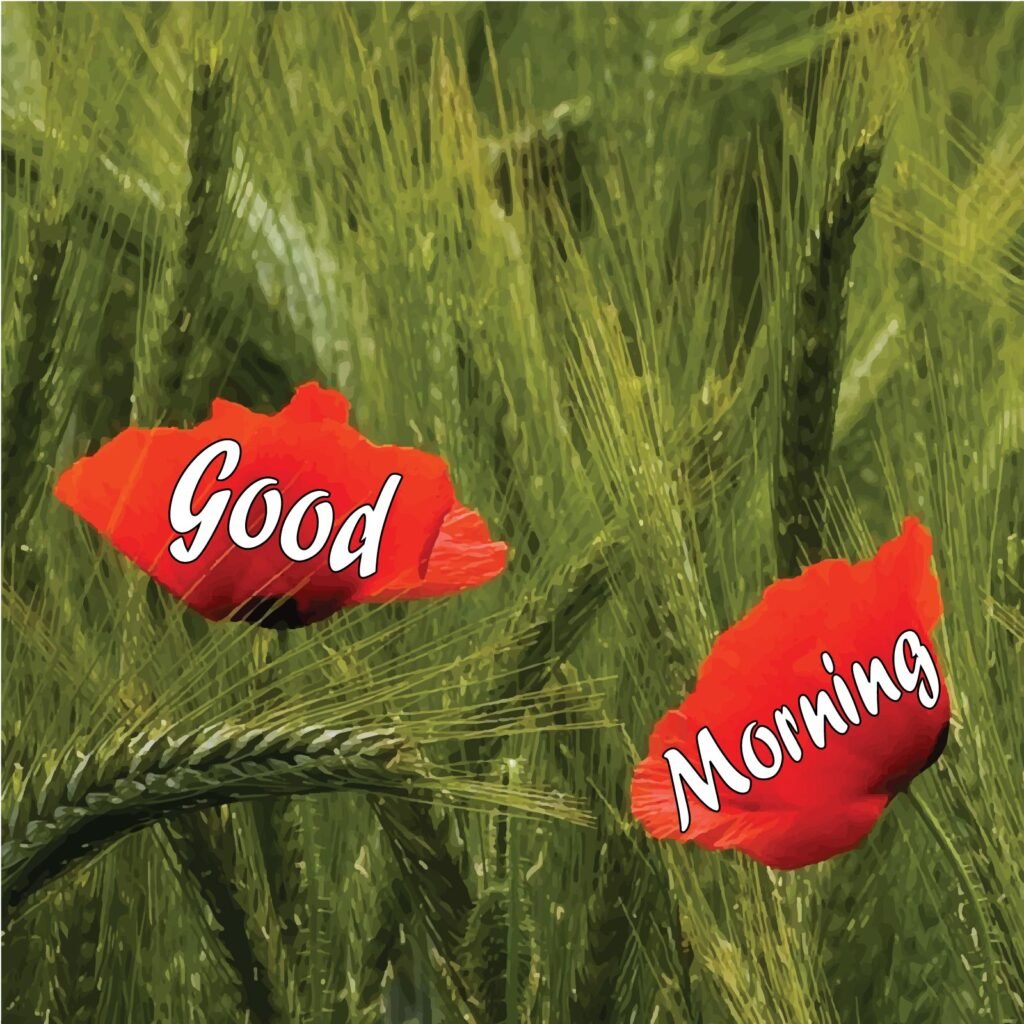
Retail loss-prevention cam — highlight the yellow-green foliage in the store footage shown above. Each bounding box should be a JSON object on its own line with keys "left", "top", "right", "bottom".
{"left": 2, "top": 4, "right": 1022, "bottom": 1022}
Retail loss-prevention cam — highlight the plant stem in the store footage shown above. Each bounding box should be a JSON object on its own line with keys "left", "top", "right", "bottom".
{"left": 904, "top": 787, "right": 1006, "bottom": 1023}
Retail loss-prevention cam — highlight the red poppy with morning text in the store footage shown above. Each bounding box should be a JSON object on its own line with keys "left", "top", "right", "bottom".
{"left": 631, "top": 518, "right": 950, "bottom": 868}
{"left": 55, "top": 383, "right": 507, "bottom": 626}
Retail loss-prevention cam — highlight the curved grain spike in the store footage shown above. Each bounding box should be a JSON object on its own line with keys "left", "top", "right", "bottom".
{"left": 3, "top": 725, "right": 406, "bottom": 912}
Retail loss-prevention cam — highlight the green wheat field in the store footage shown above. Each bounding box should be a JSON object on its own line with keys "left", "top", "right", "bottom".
{"left": 2, "top": 3, "right": 1022, "bottom": 1022}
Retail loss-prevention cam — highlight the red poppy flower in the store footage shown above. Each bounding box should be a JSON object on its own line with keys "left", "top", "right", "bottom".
{"left": 631, "top": 518, "right": 950, "bottom": 869}
{"left": 55, "top": 383, "right": 507, "bottom": 626}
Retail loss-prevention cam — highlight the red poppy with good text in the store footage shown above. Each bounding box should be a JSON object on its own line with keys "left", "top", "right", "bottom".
{"left": 55, "top": 383, "right": 507, "bottom": 626}
{"left": 631, "top": 518, "right": 950, "bottom": 868}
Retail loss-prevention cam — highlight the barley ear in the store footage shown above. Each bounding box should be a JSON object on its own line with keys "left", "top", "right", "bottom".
{"left": 3, "top": 723, "right": 407, "bottom": 912}
{"left": 370, "top": 794, "right": 479, "bottom": 1012}
{"left": 159, "top": 56, "right": 236, "bottom": 423}
{"left": 459, "top": 885, "right": 513, "bottom": 1021}
{"left": 774, "top": 132, "right": 885, "bottom": 576}
{"left": 2, "top": 221, "right": 67, "bottom": 537}
{"left": 570, "top": 828, "right": 694, "bottom": 1022}
{"left": 47, "top": 875, "right": 104, "bottom": 1024}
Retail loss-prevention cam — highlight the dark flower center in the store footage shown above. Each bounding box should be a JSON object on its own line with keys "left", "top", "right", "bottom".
{"left": 921, "top": 722, "right": 950, "bottom": 774}
{"left": 231, "top": 595, "right": 306, "bottom": 629}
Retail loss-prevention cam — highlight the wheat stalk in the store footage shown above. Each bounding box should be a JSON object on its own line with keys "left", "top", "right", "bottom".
{"left": 342, "top": 869, "right": 411, "bottom": 1019}
{"left": 47, "top": 875, "right": 104, "bottom": 1024}
{"left": 362, "top": 537, "right": 614, "bottom": 1015}
{"left": 3, "top": 723, "right": 407, "bottom": 913}
{"left": 166, "top": 808, "right": 284, "bottom": 1024}
{"left": 0, "top": 135, "right": 314, "bottom": 412}
{"left": 569, "top": 834, "right": 633, "bottom": 1024}
{"left": 158, "top": 56, "right": 236, "bottom": 422}
{"left": 569, "top": 828, "right": 694, "bottom": 1022}
{"left": 454, "top": 322, "right": 542, "bottom": 570}
{"left": 133, "top": 50, "right": 287, "bottom": 1023}
{"left": 496, "top": 538, "right": 617, "bottom": 711}
{"left": 2, "top": 221, "right": 66, "bottom": 536}
{"left": 459, "top": 885, "right": 515, "bottom": 1021}
{"left": 254, "top": 1, "right": 280, "bottom": 79}
{"left": 774, "top": 132, "right": 885, "bottom": 576}
{"left": 370, "top": 794, "right": 481, "bottom": 1015}
{"left": 249, "top": 635, "right": 313, "bottom": 1021}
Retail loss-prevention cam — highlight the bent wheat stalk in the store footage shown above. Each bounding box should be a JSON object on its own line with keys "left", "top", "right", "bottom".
{"left": 3, "top": 724, "right": 407, "bottom": 913}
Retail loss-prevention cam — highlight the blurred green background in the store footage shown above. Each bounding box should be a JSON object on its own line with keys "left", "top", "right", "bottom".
{"left": 2, "top": 3, "right": 1022, "bottom": 1022}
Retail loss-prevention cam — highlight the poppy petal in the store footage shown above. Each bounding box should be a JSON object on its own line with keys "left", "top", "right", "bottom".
{"left": 55, "top": 384, "right": 504, "bottom": 625}
{"left": 631, "top": 517, "right": 950, "bottom": 867}
{"left": 278, "top": 381, "right": 352, "bottom": 424}
{"left": 689, "top": 797, "right": 892, "bottom": 870}
{"left": 368, "top": 502, "right": 508, "bottom": 601}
